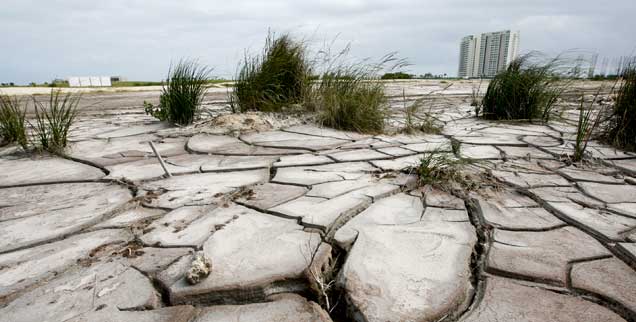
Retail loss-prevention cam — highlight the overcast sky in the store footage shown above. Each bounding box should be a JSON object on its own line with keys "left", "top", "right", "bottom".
{"left": 1, "top": 0, "right": 634, "bottom": 84}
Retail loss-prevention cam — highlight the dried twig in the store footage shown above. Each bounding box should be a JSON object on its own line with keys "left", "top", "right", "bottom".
{"left": 148, "top": 141, "right": 172, "bottom": 177}
{"left": 301, "top": 237, "right": 337, "bottom": 311}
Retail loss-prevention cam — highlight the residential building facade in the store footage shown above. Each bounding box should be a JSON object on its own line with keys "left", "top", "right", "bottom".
{"left": 458, "top": 30, "right": 519, "bottom": 78}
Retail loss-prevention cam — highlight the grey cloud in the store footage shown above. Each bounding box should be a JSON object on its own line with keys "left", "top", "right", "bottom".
{"left": 0, "top": 0, "right": 634, "bottom": 84}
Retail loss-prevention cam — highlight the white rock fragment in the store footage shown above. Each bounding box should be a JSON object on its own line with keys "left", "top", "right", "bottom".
{"left": 186, "top": 252, "right": 212, "bottom": 285}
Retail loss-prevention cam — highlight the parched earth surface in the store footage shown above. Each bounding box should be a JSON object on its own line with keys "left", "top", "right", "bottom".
{"left": 0, "top": 80, "right": 635, "bottom": 322}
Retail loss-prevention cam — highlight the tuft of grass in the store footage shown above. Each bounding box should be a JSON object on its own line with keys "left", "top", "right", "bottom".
{"left": 401, "top": 91, "right": 442, "bottom": 134}
{"left": 416, "top": 151, "right": 462, "bottom": 187}
{"left": 403, "top": 90, "right": 416, "bottom": 134}
{"left": 145, "top": 59, "right": 211, "bottom": 125}
{"left": 400, "top": 82, "right": 452, "bottom": 134}
{"left": 417, "top": 116, "right": 443, "bottom": 134}
{"left": 315, "top": 72, "right": 387, "bottom": 133}
{"left": 482, "top": 54, "right": 568, "bottom": 122}
{"left": 231, "top": 33, "right": 311, "bottom": 113}
{"left": 31, "top": 90, "right": 80, "bottom": 153}
{"left": 312, "top": 49, "right": 404, "bottom": 134}
{"left": 605, "top": 65, "right": 636, "bottom": 152}
{"left": 415, "top": 148, "right": 483, "bottom": 192}
{"left": 470, "top": 78, "right": 484, "bottom": 117}
{"left": 0, "top": 94, "right": 28, "bottom": 149}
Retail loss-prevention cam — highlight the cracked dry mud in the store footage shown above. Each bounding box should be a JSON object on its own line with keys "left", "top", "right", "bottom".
{"left": 1, "top": 81, "right": 635, "bottom": 322}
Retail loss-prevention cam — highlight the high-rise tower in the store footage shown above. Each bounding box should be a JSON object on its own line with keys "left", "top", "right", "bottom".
{"left": 458, "top": 30, "right": 519, "bottom": 78}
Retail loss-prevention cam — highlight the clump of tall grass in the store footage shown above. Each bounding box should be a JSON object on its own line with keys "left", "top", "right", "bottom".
{"left": 31, "top": 90, "right": 80, "bottom": 153}
{"left": 231, "top": 33, "right": 311, "bottom": 113}
{"left": 144, "top": 59, "right": 211, "bottom": 125}
{"left": 0, "top": 94, "right": 28, "bottom": 149}
{"left": 605, "top": 64, "right": 636, "bottom": 152}
{"left": 316, "top": 74, "right": 386, "bottom": 133}
{"left": 482, "top": 54, "right": 568, "bottom": 122}
{"left": 312, "top": 49, "right": 404, "bottom": 134}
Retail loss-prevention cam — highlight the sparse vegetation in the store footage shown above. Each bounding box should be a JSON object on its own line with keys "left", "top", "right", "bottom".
{"left": 416, "top": 151, "right": 462, "bottom": 186}
{"left": 482, "top": 54, "right": 567, "bottom": 122}
{"left": 604, "top": 65, "right": 636, "bottom": 152}
{"left": 231, "top": 33, "right": 311, "bottom": 113}
{"left": 144, "top": 59, "right": 211, "bottom": 125}
{"left": 573, "top": 92, "right": 603, "bottom": 162}
{"left": 314, "top": 69, "right": 387, "bottom": 133}
{"left": 417, "top": 116, "right": 443, "bottom": 134}
{"left": 312, "top": 51, "right": 405, "bottom": 134}
{"left": 229, "top": 32, "right": 409, "bottom": 134}
{"left": 401, "top": 90, "right": 442, "bottom": 134}
{"left": 0, "top": 94, "right": 28, "bottom": 148}
{"left": 470, "top": 78, "right": 483, "bottom": 117}
{"left": 31, "top": 90, "right": 81, "bottom": 153}
{"left": 414, "top": 148, "right": 483, "bottom": 192}
{"left": 403, "top": 91, "right": 417, "bottom": 134}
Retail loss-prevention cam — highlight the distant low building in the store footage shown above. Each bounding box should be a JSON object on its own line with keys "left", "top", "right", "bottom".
{"left": 67, "top": 76, "right": 112, "bottom": 87}
{"left": 458, "top": 30, "right": 520, "bottom": 78}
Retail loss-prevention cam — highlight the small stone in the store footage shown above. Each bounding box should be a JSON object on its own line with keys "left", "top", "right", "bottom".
{"left": 186, "top": 252, "right": 211, "bottom": 285}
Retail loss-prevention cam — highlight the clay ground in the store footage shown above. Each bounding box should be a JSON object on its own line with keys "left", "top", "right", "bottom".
{"left": 0, "top": 80, "right": 635, "bottom": 322}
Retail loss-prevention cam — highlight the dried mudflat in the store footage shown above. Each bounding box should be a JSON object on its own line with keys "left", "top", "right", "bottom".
{"left": 0, "top": 80, "right": 634, "bottom": 322}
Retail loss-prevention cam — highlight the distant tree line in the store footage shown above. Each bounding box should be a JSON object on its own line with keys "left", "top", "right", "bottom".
{"left": 381, "top": 72, "right": 413, "bottom": 79}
